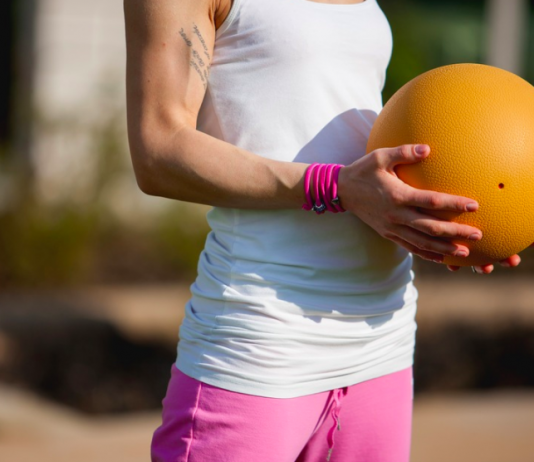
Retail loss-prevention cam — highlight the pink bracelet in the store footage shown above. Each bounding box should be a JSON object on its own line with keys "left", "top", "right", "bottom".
{"left": 301, "top": 163, "right": 346, "bottom": 214}
{"left": 323, "top": 164, "right": 337, "bottom": 213}
{"left": 302, "top": 163, "right": 319, "bottom": 211}
{"left": 331, "top": 165, "right": 345, "bottom": 212}
{"left": 313, "top": 164, "right": 327, "bottom": 214}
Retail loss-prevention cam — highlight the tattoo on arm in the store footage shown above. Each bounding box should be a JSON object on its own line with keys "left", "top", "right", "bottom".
{"left": 193, "top": 24, "right": 212, "bottom": 61}
{"left": 179, "top": 28, "right": 192, "bottom": 47}
{"left": 179, "top": 25, "right": 212, "bottom": 90}
{"left": 192, "top": 49, "right": 205, "bottom": 68}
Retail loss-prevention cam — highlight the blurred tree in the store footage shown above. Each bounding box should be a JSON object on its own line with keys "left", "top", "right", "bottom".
{"left": 0, "top": 105, "right": 209, "bottom": 289}
{"left": 381, "top": 0, "right": 486, "bottom": 101}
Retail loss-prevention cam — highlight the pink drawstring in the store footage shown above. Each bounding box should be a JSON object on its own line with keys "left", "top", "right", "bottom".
{"left": 326, "top": 387, "right": 347, "bottom": 461}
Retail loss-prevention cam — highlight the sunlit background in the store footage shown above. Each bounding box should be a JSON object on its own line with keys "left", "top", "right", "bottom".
{"left": 1, "top": 0, "right": 534, "bottom": 461}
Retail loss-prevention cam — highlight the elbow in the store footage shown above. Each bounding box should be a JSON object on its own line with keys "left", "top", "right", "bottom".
{"left": 128, "top": 143, "right": 160, "bottom": 196}
{"left": 127, "top": 116, "right": 191, "bottom": 197}
{"left": 134, "top": 159, "right": 162, "bottom": 197}
{"left": 127, "top": 121, "right": 168, "bottom": 196}
{"left": 134, "top": 168, "right": 156, "bottom": 196}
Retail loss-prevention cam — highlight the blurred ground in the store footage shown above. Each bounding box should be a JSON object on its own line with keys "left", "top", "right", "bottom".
{"left": 2, "top": 381, "right": 534, "bottom": 462}
{"left": 1, "top": 276, "right": 534, "bottom": 461}
{"left": 0, "top": 384, "right": 159, "bottom": 462}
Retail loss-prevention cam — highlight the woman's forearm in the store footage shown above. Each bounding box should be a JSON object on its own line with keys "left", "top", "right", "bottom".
{"left": 129, "top": 123, "right": 309, "bottom": 209}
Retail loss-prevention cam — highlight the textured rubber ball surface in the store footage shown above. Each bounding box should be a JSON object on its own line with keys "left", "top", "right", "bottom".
{"left": 367, "top": 63, "right": 534, "bottom": 267}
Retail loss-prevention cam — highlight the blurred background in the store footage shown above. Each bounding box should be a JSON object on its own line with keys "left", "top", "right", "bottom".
{"left": 1, "top": 0, "right": 534, "bottom": 460}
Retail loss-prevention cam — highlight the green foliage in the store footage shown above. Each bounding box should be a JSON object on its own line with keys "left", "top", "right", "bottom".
{"left": 151, "top": 202, "right": 210, "bottom": 279}
{"left": 526, "top": 13, "right": 534, "bottom": 85}
{"left": 0, "top": 107, "right": 210, "bottom": 288}
{"left": 0, "top": 203, "right": 99, "bottom": 287}
{"left": 382, "top": 1, "right": 485, "bottom": 101}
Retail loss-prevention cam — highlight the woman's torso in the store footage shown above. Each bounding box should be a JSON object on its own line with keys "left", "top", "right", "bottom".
{"left": 177, "top": 0, "right": 419, "bottom": 398}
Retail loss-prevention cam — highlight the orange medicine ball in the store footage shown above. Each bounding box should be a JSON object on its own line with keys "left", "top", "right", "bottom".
{"left": 367, "top": 63, "right": 534, "bottom": 267}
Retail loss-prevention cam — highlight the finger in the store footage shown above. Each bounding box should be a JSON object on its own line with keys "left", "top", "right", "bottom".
{"left": 386, "top": 234, "right": 444, "bottom": 264}
{"left": 404, "top": 187, "right": 479, "bottom": 214}
{"left": 500, "top": 254, "right": 521, "bottom": 268}
{"left": 399, "top": 208, "right": 482, "bottom": 241}
{"left": 447, "top": 265, "right": 460, "bottom": 272}
{"left": 390, "top": 225, "right": 470, "bottom": 258}
{"left": 376, "top": 144, "right": 430, "bottom": 172}
{"left": 474, "top": 264, "right": 494, "bottom": 274}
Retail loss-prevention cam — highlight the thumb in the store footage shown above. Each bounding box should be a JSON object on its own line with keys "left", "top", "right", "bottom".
{"left": 380, "top": 144, "right": 430, "bottom": 172}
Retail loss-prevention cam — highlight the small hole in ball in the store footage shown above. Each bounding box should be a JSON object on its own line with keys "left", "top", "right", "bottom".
{"left": 498, "top": 183, "right": 504, "bottom": 189}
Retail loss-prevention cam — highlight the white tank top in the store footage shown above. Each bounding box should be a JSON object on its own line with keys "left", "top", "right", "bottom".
{"left": 177, "top": 0, "right": 418, "bottom": 398}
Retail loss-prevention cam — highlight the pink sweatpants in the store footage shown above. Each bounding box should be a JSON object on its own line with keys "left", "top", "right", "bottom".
{"left": 151, "top": 365, "right": 413, "bottom": 462}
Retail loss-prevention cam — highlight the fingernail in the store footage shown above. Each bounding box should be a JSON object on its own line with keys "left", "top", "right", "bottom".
{"left": 455, "top": 250, "right": 468, "bottom": 257}
{"left": 415, "top": 145, "right": 428, "bottom": 156}
{"left": 468, "top": 233, "right": 482, "bottom": 241}
{"left": 466, "top": 203, "right": 478, "bottom": 212}
{"left": 501, "top": 261, "right": 511, "bottom": 268}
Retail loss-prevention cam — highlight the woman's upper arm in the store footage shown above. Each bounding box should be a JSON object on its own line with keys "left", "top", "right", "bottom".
{"left": 124, "top": 0, "right": 219, "bottom": 167}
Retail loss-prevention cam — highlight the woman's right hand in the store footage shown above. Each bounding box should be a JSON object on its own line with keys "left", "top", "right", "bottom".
{"left": 337, "top": 144, "right": 483, "bottom": 263}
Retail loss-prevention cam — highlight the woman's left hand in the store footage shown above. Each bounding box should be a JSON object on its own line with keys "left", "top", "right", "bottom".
{"left": 447, "top": 243, "right": 534, "bottom": 274}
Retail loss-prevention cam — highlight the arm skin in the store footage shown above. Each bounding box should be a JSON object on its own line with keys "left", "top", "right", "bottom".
{"left": 124, "top": 0, "right": 526, "bottom": 272}
{"left": 124, "top": 0, "right": 308, "bottom": 210}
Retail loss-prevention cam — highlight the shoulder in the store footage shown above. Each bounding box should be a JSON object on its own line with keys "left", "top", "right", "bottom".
{"left": 124, "top": 0, "right": 232, "bottom": 39}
